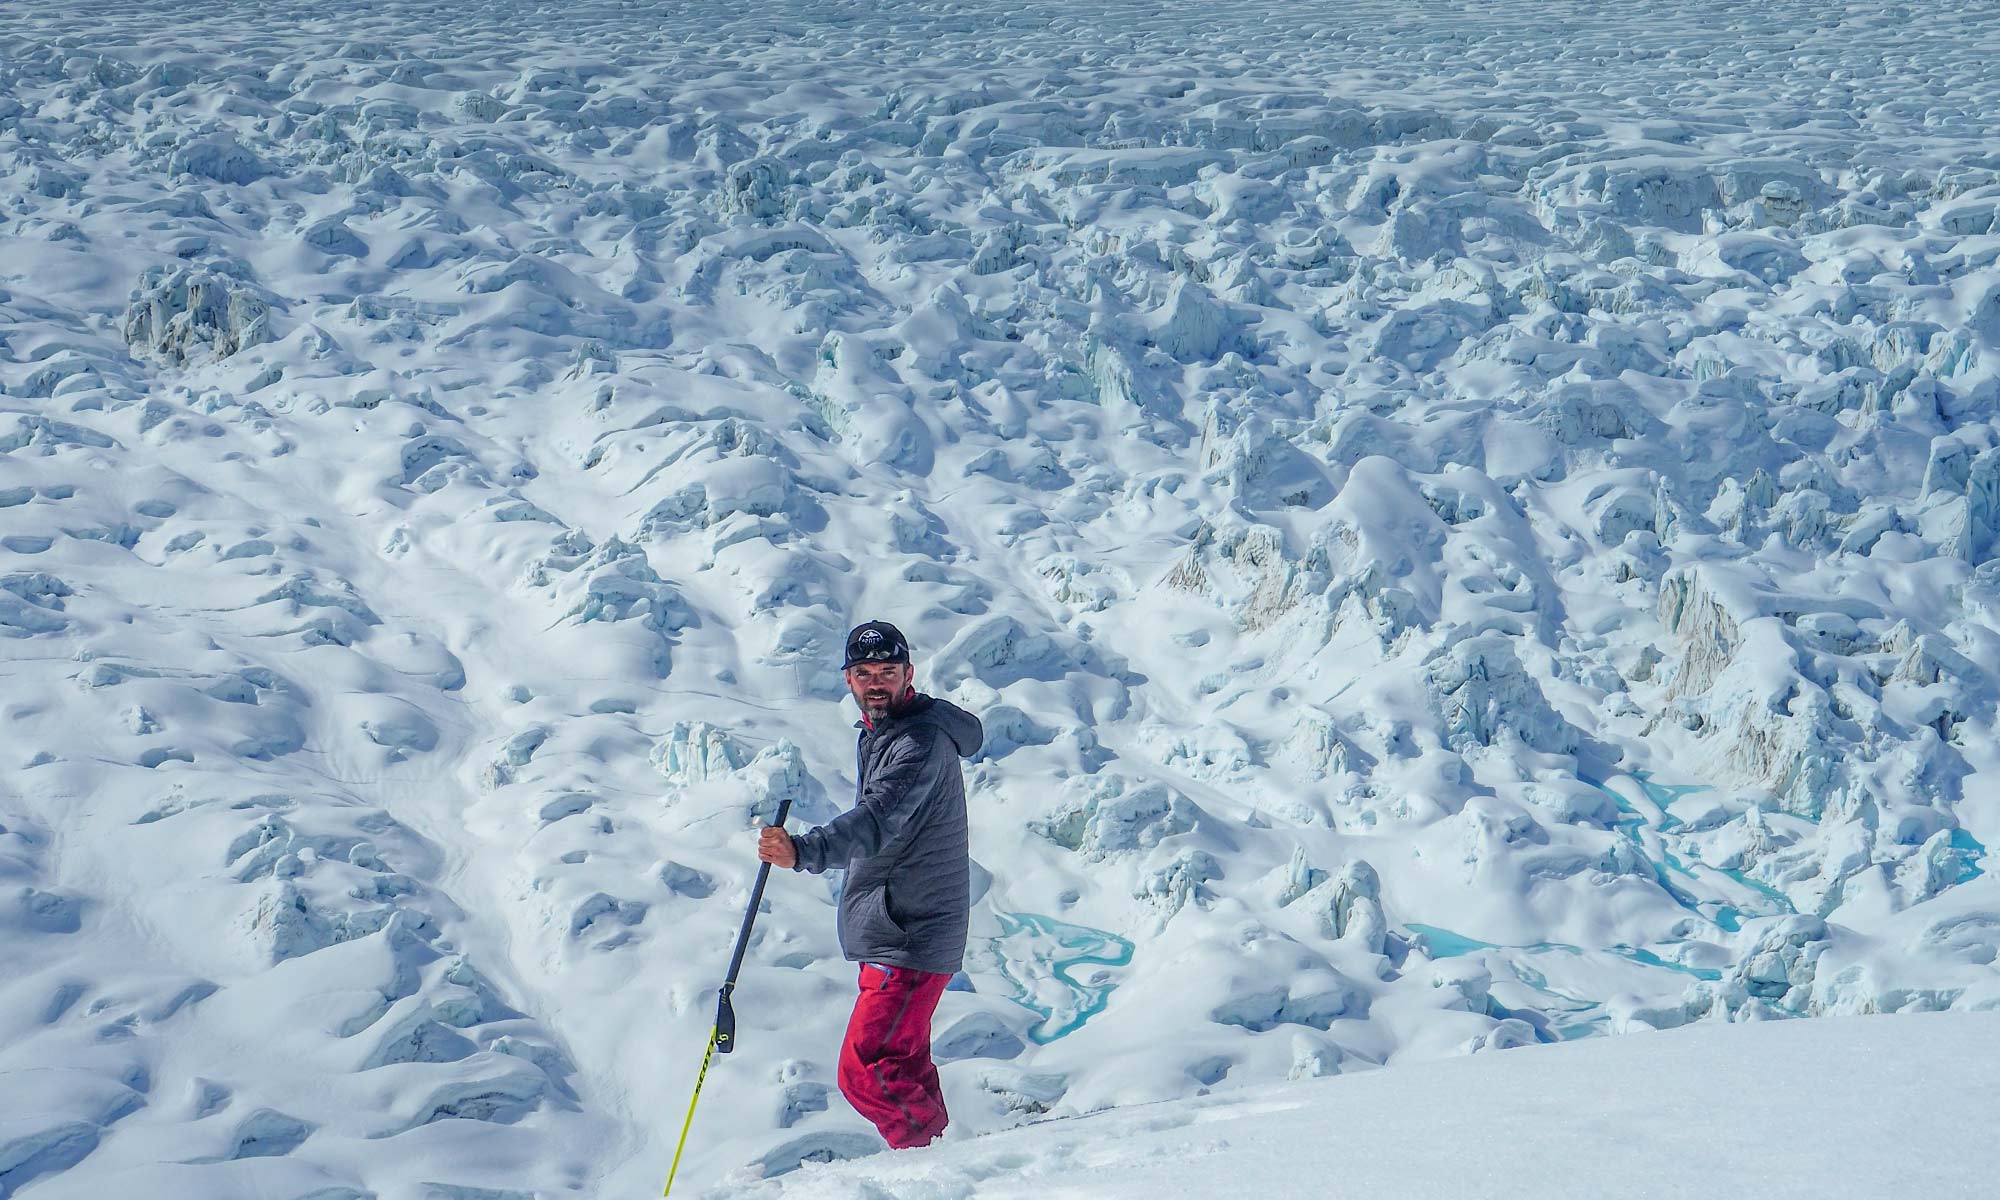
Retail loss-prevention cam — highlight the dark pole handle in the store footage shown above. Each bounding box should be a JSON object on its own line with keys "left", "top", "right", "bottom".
{"left": 714, "top": 793, "right": 795, "bottom": 1054}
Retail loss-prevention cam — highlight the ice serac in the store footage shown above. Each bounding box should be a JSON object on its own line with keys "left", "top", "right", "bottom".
{"left": 122, "top": 267, "right": 271, "bottom": 364}
{"left": 525, "top": 531, "right": 695, "bottom": 677}
{"left": 1955, "top": 448, "right": 2000, "bottom": 563}
{"left": 1033, "top": 776, "right": 1202, "bottom": 862}
{"left": 1424, "top": 635, "right": 1578, "bottom": 755}
{"left": 1150, "top": 276, "right": 1235, "bottom": 363}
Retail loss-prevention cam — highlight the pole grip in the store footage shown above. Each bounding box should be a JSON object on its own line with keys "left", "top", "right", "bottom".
{"left": 713, "top": 984, "right": 737, "bottom": 1054}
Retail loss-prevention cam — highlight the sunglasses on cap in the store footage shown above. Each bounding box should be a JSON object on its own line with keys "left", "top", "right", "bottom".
{"left": 844, "top": 624, "right": 910, "bottom": 668}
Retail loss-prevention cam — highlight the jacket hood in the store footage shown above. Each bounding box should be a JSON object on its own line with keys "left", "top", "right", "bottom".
{"left": 873, "top": 691, "right": 984, "bottom": 758}
{"left": 924, "top": 695, "right": 984, "bottom": 758}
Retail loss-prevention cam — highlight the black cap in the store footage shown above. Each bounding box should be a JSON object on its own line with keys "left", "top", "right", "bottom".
{"left": 843, "top": 620, "right": 911, "bottom": 669}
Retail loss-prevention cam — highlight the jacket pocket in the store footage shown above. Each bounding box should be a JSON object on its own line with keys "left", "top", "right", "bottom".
{"left": 881, "top": 881, "right": 912, "bottom": 933}
{"left": 842, "top": 883, "right": 909, "bottom": 953}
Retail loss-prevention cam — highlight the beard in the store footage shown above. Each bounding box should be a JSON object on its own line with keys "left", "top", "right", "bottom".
{"left": 859, "top": 682, "right": 901, "bottom": 715}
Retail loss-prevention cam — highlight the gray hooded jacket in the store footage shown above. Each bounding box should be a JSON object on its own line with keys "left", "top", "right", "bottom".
{"left": 788, "top": 691, "right": 983, "bottom": 976}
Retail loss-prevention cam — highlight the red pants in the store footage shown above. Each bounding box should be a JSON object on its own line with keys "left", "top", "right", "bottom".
{"left": 837, "top": 962, "right": 952, "bottom": 1148}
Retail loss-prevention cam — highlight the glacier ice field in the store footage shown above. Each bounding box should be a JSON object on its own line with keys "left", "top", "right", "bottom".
{"left": 2, "top": 0, "right": 1999, "bottom": 1195}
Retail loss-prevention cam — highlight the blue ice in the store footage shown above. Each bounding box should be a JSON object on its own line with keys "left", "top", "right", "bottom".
{"left": 977, "top": 911, "right": 1134, "bottom": 1044}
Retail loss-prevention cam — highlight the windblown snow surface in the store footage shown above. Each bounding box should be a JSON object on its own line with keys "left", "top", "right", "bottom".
{"left": 2, "top": 1, "right": 1998, "bottom": 1197}
{"left": 728, "top": 1011, "right": 2000, "bottom": 1199}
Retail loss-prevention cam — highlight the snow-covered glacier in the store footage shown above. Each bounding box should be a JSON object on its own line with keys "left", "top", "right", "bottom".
{"left": 2, "top": 0, "right": 1997, "bottom": 1196}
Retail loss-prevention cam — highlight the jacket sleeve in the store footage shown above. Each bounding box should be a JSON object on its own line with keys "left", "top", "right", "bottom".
{"left": 789, "top": 729, "right": 940, "bottom": 874}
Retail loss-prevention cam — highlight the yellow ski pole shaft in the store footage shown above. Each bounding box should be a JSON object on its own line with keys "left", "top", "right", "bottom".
{"left": 662, "top": 1025, "right": 721, "bottom": 1196}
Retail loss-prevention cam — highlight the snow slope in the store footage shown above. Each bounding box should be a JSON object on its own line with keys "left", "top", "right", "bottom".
{"left": 3, "top": 1, "right": 1999, "bottom": 1196}
{"left": 718, "top": 1011, "right": 2000, "bottom": 1199}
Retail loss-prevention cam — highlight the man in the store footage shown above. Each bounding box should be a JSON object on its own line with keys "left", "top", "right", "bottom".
{"left": 756, "top": 619, "right": 984, "bottom": 1149}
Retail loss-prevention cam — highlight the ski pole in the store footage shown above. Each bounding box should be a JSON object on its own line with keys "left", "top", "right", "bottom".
{"left": 662, "top": 792, "right": 795, "bottom": 1196}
